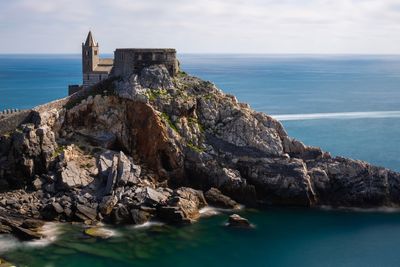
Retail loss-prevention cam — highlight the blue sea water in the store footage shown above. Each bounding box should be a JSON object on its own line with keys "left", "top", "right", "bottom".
{"left": 1, "top": 54, "right": 400, "bottom": 266}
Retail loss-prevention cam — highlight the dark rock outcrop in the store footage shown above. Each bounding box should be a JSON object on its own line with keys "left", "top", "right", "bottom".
{"left": 0, "top": 63, "right": 399, "bottom": 238}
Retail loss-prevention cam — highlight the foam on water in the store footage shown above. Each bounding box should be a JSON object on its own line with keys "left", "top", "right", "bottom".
{"left": 132, "top": 221, "right": 165, "bottom": 229}
{"left": 0, "top": 222, "right": 62, "bottom": 253}
{"left": 199, "top": 205, "right": 244, "bottom": 218}
{"left": 272, "top": 111, "right": 400, "bottom": 121}
{"left": 199, "top": 206, "right": 221, "bottom": 217}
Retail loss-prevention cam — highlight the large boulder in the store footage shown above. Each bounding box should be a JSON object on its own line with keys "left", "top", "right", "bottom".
{"left": 158, "top": 187, "right": 207, "bottom": 224}
{"left": 205, "top": 188, "right": 240, "bottom": 209}
{"left": 99, "top": 151, "right": 141, "bottom": 195}
{"left": 139, "top": 65, "right": 174, "bottom": 90}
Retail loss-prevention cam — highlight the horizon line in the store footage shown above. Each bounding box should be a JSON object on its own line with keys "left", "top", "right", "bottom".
{"left": 1, "top": 52, "right": 400, "bottom": 56}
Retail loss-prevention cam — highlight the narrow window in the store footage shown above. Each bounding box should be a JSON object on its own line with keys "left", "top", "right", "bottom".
{"left": 94, "top": 50, "right": 98, "bottom": 55}
{"left": 87, "top": 74, "right": 89, "bottom": 80}
{"left": 99, "top": 75, "right": 102, "bottom": 80}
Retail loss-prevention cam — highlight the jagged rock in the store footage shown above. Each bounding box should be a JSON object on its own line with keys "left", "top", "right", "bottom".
{"left": 98, "top": 150, "right": 115, "bottom": 177}
{"left": 159, "top": 187, "right": 207, "bottom": 224}
{"left": 21, "top": 219, "right": 44, "bottom": 229}
{"left": 226, "top": 214, "right": 252, "bottom": 228}
{"left": 205, "top": 188, "right": 239, "bottom": 209}
{"left": 52, "top": 202, "right": 64, "bottom": 214}
{"left": 58, "top": 161, "right": 92, "bottom": 189}
{"left": 41, "top": 203, "right": 62, "bottom": 220}
{"left": 11, "top": 225, "right": 43, "bottom": 241}
{"left": 143, "top": 187, "right": 168, "bottom": 205}
{"left": 104, "top": 154, "right": 118, "bottom": 195}
{"left": 139, "top": 65, "right": 174, "bottom": 90}
{"left": 117, "top": 151, "right": 140, "bottom": 186}
{"left": 32, "top": 176, "right": 43, "bottom": 190}
{"left": 115, "top": 73, "right": 147, "bottom": 101}
{"left": 99, "top": 195, "right": 118, "bottom": 216}
{"left": 100, "top": 151, "right": 141, "bottom": 194}
{"left": 75, "top": 204, "right": 97, "bottom": 221}
{"left": 0, "top": 214, "right": 43, "bottom": 240}
{"left": 111, "top": 204, "right": 131, "bottom": 224}
{"left": 130, "top": 208, "right": 151, "bottom": 225}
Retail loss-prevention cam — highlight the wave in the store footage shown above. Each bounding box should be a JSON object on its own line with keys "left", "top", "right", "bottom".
{"left": 272, "top": 111, "right": 400, "bottom": 121}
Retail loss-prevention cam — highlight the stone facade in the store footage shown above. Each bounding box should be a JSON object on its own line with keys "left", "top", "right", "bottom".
{"left": 82, "top": 31, "right": 113, "bottom": 89}
{"left": 68, "top": 31, "right": 179, "bottom": 95}
{"left": 112, "top": 49, "right": 179, "bottom": 77}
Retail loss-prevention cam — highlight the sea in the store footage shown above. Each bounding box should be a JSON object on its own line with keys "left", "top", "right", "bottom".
{"left": 0, "top": 54, "right": 400, "bottom": 266}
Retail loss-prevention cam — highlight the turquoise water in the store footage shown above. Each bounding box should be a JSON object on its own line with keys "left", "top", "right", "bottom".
{"left": 3, "top": 208, "right": 400, "bottom": 267}
{"left": 1, "top": 54, "right": 400, "bottom": 266}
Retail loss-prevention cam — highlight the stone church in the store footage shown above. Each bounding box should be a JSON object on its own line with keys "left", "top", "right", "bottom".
{"left": 69, "top": 31, "right": 179, "bottom": 95}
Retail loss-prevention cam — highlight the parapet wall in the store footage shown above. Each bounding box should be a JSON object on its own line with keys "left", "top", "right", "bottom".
{"left": 112, "top": 49, "right": 179, "bottom": 78}
{"left": 0, "top": 110, "right": 33, "bottom": 135}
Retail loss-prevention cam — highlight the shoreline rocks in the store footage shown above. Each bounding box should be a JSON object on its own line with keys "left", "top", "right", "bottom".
{"left": 0, "top": 64, "right": 400, "bottom": 240}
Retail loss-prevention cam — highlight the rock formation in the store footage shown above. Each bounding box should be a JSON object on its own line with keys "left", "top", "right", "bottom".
{"left": 1, "top": 64, "right": 400, "bottom": 240}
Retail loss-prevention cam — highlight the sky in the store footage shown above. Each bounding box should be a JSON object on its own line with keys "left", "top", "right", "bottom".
{"left": 0, "top": 0, "right": 400, "bottom": 54}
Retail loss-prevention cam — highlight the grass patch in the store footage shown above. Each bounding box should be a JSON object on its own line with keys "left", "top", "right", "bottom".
{"left": 161, "top": 112, "right": 179, "bottom": 132}
{"left": 146, "top": 89, "right": 169, "bottom": 102}
{"left": 203, "top": 93, "right": 215, "bottom": 101}
{"left": 177, "top": 71, "right": 188, "bottom": 78}
{"left": 188, "top": 117, "right": 205, "bottom": 133}
{"left": 187, "top": 142, "right": 205, "bottom": 153}
{"left": 52, "top": 145, "right": 65, "bottom": 158}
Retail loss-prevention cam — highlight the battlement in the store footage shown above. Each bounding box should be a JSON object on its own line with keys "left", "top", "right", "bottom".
{"left": 0, "top": 109, "right": 22, "bottom": 119}
{"left": 0, "top": 109, "right": 33, "bottom": 135}
{"left": 112, "top": 48, "right": 179, "bottom": 77}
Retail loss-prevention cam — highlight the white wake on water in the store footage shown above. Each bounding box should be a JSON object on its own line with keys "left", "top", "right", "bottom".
{"left": 272, "top": 111, "right": 400, "bottom": 121}
{"left": 0, "top": 222, "right": 62, "bottom": 253}
{"left": 132, "top": 221, "right": 165, "bottom": 229}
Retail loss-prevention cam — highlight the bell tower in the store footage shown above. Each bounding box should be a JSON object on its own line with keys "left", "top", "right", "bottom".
{"left": 82, "top": 31, "right": 99, "bottom": 74}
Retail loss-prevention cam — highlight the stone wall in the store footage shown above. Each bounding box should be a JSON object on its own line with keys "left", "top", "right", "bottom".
{"left": 68, "top": 85, "right": 82, "bottom": 96}
{"left": 0, "top": 110, "right": 33, "bottom": 135}
{"left": 112, "top": 49, "right": 179, "bottom": 78}
{"left": 83, "top": 73, "right": 109, "bottom": 88}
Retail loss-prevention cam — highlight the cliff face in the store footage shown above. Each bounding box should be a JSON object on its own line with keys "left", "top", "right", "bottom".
{"left": 1, "top": 64, "right": 400, "bottom": 236}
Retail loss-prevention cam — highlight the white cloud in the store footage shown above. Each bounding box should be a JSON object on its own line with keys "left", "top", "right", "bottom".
{"left": 0, "top": 0, "right": 400, "bottom": 53}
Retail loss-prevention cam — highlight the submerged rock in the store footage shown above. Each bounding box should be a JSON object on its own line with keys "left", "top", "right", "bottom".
{"left": 84, "top": 227, "right": 114, "bottom": 239}
{"left": 0, "top": 257, "right": 16, "bottom": 267}
{"left": 226, "top": 214, "right": 252, "bottom": 228}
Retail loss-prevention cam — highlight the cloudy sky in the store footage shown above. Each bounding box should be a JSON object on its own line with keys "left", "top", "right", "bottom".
{"left": 0, "top": 0, "right": 400, "bottom": 54}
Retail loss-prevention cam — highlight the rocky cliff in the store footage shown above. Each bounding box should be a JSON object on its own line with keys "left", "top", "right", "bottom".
{"left": 1, "top": 64, "right": 399, "bottom": 239}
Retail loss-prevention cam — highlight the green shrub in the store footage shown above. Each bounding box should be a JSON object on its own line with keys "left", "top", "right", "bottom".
{"left": 161, "top": 112, "right": 179, "bottom": 132}
{"left": 187, "top": 142, "right": 205, "bottom": 153}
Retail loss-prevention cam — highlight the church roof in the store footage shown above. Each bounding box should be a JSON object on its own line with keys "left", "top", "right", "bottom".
{"left": 84, "top": 31, "right": 97, "bottom": 46}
